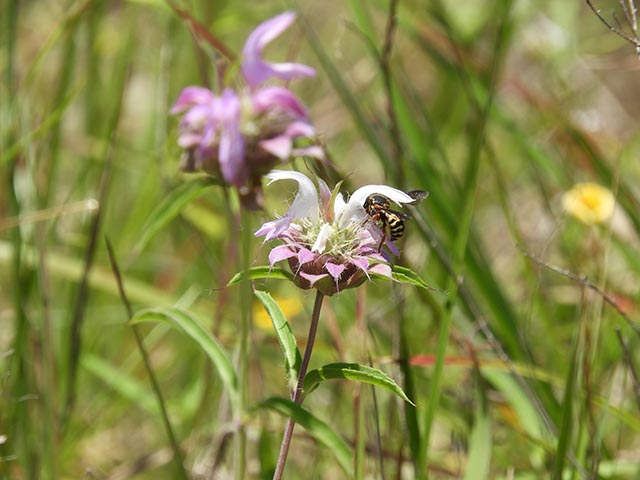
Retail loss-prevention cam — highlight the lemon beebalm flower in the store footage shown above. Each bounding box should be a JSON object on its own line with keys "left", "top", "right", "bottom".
{"left": 562, "top": 182, "right": 615, "bottom": 225}
{"left": 255, "top": 170, "right": 419, "bottom": 296}
{"left": 171, "top": 12, "right": 320, "bottom": 209}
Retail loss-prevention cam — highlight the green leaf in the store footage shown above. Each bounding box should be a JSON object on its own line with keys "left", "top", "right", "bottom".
{"left": 258, "top": 427, "right": 276, "bottom": 479}
{"left": 130, "top": 307, "right": 238, "bottom": 400}
{"left": 181, "top": 203, "right": 226, "bottom": 240}
{"left": 227, "top": 266, "right": 293, "bottom": 286}
{"left": 483, "top": 370, "right": 545, "bottom": 467}
{"left": 463, "top": 399, "right": 492, "bottom": 480}
{"left": 376, "top": 265, "right": 438, "bottom": 291}
{"left": 133, "top": 177, "right": 216, "bottom": 255}
{"left": 254, "top": 290, "right": 301, "bottom": 387}
{"left": 552, "top": 332, "right": 580, "bottom": 480}
{"left": 303, "top": 362, "right": 414, "bottom": 405}
{"left": 257, "top": 397, "right": 354, "bottom": 477}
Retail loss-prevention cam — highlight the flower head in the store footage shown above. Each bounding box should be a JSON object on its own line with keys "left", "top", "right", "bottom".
{"left": 562, "top": 182, "right": 615, "bottom": 225}
{"left": 171, "top": 12, "right": 320, "bottom": 209}
{"left": 255, "top": 171, "right": 417, "bottom": 296}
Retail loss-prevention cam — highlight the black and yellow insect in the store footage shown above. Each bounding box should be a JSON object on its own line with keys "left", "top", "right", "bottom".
{"left": 363, "top": 190, "right": 428, "bottom": 247}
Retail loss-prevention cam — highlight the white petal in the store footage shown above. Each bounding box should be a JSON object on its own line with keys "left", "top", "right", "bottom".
{"left": 338, "top": 185, "right": 414, "bottom": 227}
{"left": 311, "top": 223, "right": 333, "bottom": 253}
{"left": 333, "top": 192, "right": 346, "bottom": 218}
{"left": 265, "top": 170, "right": 319, "bottom": 219}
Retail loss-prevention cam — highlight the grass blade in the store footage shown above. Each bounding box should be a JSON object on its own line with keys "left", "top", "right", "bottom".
{"left": 82, "top": 354, "right": 159, "bottom": 415}
{"left": 132, "top": 177, "right": 217, "bottom": 256}
{"left": 463, "top": 395, "right": 492, "bottom": 480}
{"left": 258, "top": 397, "right": 354, "bottom": 477}
{"left": 130, "top": 307, "right": 238, "bottom": 401}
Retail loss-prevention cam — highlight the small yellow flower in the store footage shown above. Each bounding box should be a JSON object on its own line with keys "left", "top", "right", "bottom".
{"left": 253, "top": 295, "right": 303, "bottom": 330}
{"left": 562, "top": 182, "right": 615, "bottom": 225}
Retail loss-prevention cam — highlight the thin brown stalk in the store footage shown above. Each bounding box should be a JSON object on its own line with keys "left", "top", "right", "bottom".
{"left": 586, "top": 0, "right": 640, "bottom": 55}
{"left": 380, "top": 0, "right": 404, "bottom": 185}
{"left": 105, "top": 237, "right": 189, "bottom": 480}
{"left": 272, "top": 290, "right": 325, "bottom": 480}
{"left": 518, "top": 244, "right": 640, "bottom": 336}
{"left": 614, "top": 328, "right": 640, "bottom": 408}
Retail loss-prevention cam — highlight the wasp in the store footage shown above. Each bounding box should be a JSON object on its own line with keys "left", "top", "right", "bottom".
{"left": 363, "top": 190, "right": 428, "bottom": 249}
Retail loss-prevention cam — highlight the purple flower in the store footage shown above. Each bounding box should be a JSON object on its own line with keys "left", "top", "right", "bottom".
{"left": 255, "top": 171, "right": 418, "bottom": 296}
{"left": 241, "top": 11, "right": 316, "bottom": 89}
{"left": 171, "top": 12, "right": 320, "bottom": 209}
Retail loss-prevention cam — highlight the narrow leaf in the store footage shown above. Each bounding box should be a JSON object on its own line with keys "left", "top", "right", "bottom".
{"left": 303, "top": 362, "right": 414, "bottom": 405}
{"left": 227, "top": 266, "right": 293, "bottom": 286}
{"left": 371, "top": 265, "right": 439, "bottom": 291}
{"left": 463, "top": 401, "right": 492, "bottom": 480}
{"left": 552, "top": 332, "right": 579, "bottom": 480}
{"left": 130, "top": 307, "right": 238, "bottom": 399}
{"left": 258, "top": 397, "right": 354, "bottom": 477}
{"left": 133, "top": 177, "right": 216, "bottom": 255}
{"left": 254, "top": 290, "right": 301, "bottom": 386}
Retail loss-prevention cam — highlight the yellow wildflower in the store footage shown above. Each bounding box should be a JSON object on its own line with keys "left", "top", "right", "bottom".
{"left": 562, "top": 182, "right": 615, "bottom": 225}
{"left": 253, "top": 295, "right": 303, "bottom": 331}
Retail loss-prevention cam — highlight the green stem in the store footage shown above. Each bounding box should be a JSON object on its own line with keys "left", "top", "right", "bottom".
{"left": 236, "top": 207, "right": 252, "bottom": 480}
{"left": 273, "top": 290, "right": 325, "bottom": 480}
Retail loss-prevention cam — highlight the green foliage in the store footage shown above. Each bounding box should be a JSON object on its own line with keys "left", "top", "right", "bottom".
{"left": 302, "top": 362, "right": 414, "bottom": 405}
{"left": 227, "top": 266, "right": 294, "bottom": 285}
{"left": 130, "top": 307, "right": 238, "bottom": 401}
{"left": 257, "top": 397, "right": 354, "bottom": 477}
{"left": 133, "top": 176, "right": 219, "bottom": 256}
{"left": 254, "top": 290, "right": 301, "bottom": 387}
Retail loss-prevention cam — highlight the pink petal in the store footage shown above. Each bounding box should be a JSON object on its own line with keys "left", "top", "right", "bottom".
{"left": 291, "top": 145, "right": 324, "bottom": 159}
{"left": 325, "top": 262, "right": 346, "bottom": 281}
{"left": 317, "top": 177, "right": 332, "bottom": 212}
{"left": 268, "top": 245, "right": 297, "bottom": 266}
{"left": 252, "top": 87, "right": 308, "bottom": 118}
{"left": 241, "top": 12, "right": 315, "bottom": 88}
{"left": 297, "top": 247, "right": 316, "bottom": 265}
{"left": 351, "top": 257, "right": 370, "bottom": 274}
{"left": 369, "top": 263, "right": 392, "bottom": 279}
{"left": 171, "top": 86, "right": 215, "bottom": 113}
{"left": 177, "top": 132, "right": 204, "bottom": 149}
{"left": 285, "top": 120, "right": 315, "bottom": 138}
{"left": 255, "top": 217, "right": 293, "bottom": 241}
{"left": 298, "top": 271, "right": 329, "bottom": 286}
{"left": 259, "top": 135, "right": 293, "bottom": 159}
{"left": 217, "top": 89, "right": 247, "bottom": 187}
{"left": 368, "top": 253, "right": 387, "bottom": 263}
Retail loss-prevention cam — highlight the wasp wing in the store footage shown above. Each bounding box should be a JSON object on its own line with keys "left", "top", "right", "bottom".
{"left": 406, "top": 190, "right": 428, "bottom": 204}
{"left": 388, "top": 209, "right": 411, "bottom": 220}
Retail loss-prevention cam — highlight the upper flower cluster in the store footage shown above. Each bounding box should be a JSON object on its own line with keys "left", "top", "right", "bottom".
{"left": 255, "top": 171, "right": 418, "bottom": 295}
{"left": 171, "top": 12, "right": 321, "bottom": 209}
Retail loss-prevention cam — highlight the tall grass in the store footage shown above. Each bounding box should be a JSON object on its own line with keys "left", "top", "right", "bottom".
{"left": 2, "top": 0, "right": 640, "bottom": 478}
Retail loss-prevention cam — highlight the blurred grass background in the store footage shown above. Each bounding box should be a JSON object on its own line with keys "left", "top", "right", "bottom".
{"left": 2, "top": 0, "right": 640, "bottom": 478}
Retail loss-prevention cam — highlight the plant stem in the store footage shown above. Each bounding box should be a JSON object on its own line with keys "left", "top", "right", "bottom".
{"left": 273, "top": 290, "right": 325, "bottom": 480}
{"left": 236, "top": 207, "right": 252, "bottom": 480}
